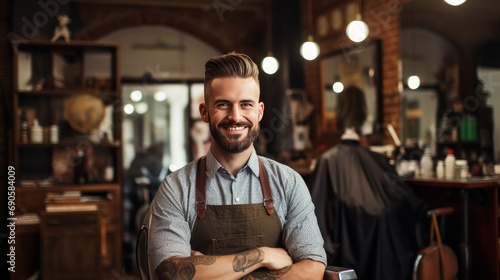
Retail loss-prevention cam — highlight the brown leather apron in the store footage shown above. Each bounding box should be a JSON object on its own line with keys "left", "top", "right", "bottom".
{"left": 190, "top": 156, "right": 283, "bottom": 255}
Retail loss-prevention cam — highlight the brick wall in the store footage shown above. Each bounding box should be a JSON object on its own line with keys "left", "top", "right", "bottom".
{"left": 74, "top": 3, "right": 266, "bottom": 59}
{"left": 306, "top": 0, "right": 404, "bottom": 147}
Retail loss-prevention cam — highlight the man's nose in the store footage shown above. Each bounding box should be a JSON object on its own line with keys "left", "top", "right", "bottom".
{"left": 228, "top": 106, "right": 242, "bottom": 121}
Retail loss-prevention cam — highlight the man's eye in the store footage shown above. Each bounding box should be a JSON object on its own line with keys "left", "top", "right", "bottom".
{"left": 217, "top": 103, "right": 229, "bottom": 108}
{"left": 242, "top": 103, "right": 253, "bottom": 107}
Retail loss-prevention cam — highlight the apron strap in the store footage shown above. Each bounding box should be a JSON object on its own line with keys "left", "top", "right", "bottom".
{"left": 196, "top": 157, "right": 207, "bottom": 219}
{"left": 258, "top": 158, "right": 275, "bottom": 215}
{"left": 195, "top": 156, "right": 275, "bottom": 219}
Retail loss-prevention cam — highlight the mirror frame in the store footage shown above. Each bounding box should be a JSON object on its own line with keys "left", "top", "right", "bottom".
{"left": 320, "top": 39, "right": 383, "bottom": 135}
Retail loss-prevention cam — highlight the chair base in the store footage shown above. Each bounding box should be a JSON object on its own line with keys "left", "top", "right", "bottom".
{"left": 324, "top": 266, "right": 358, "bottom": 280}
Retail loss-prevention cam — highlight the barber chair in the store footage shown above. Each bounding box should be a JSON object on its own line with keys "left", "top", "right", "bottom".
{"left": 324, "top": 266, "right": 358, "bottom": 280}
{"left": 136, "top": 210, "right": 357, "bottom": 280}
{"left": 136, "top": 209, "right": 154, "bottom": 280}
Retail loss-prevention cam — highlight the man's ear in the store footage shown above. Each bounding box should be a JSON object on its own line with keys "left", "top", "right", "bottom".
{"left": 258, "top": 102, "right": 264, "bottom": 122}
{"left": 199, "top": 103, "right": 209, "bottom": 122}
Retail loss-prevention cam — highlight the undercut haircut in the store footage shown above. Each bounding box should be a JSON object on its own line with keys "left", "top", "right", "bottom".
{"left": 204, "top": 52, "right": 260, "bottom": 100}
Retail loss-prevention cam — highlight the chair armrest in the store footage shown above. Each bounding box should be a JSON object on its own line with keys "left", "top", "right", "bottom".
{"left": 324, "top": 266, "right": 358, "bottom": 280}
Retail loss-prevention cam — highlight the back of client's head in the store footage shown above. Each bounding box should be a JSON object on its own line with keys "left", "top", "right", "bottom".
{"left": 336, "top": 85, "right": 367, "bottom": 130}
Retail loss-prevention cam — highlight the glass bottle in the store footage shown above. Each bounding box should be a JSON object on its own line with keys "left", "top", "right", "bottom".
{"left": 50, "top": 122, "right": 59, "bottom": 144}
{"left": 445, "top": 149, "right": 456, "bottom": 179}
{"left": 21, "top": 121, "right": 29, "bottom": 144}
{"left": 420, "top": 148, "right": 434, "bottom": 178}
{"left": 30, "top": 118, "right": 43, "bottom": 143}
{"left": 436, "top": 160, "right": 445, "bottom": 179}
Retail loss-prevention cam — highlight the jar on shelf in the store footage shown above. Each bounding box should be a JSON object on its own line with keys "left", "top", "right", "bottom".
{"left": 30, "top": 119, "right": 43, "bottom": 143}
{"left": 455, "top": 159, "right": 469, "bottom": 179}
{"left": 50, "top": 123, "right": 59, "bottom": 144}
{"left": 436, "top": 160, "right": 445, "bottom": 179}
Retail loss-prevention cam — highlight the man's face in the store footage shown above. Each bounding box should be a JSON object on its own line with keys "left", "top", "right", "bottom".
{"left": 200, "top": 77, "right": 264, "bottom": 154}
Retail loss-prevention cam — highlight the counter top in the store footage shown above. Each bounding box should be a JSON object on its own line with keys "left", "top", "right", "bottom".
{"left": 404, "top": 176, "right": 500, "bottom": 189}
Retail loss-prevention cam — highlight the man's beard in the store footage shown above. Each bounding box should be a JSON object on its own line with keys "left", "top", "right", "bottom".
{"left": 209, "top": 118, "right": 260, "bottom": 153}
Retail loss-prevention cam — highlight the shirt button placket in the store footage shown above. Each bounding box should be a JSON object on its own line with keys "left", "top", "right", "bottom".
{"left": 232, "top": 178, "right": 240, "bottom": 203}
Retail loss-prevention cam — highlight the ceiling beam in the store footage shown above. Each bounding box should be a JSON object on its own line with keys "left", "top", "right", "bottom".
{"left": 76, "top": 0, "right": 265, "bottom": 13}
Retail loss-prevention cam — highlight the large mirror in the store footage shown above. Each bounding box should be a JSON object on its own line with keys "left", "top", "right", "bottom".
{"left": 477, "top": 41, "right": 500, "bottom": 163}
{"left": 322, "top": 40, "right": 382, "bottom": 136}
{"left": 400, "top": 28, "right": 459, "bottom": 155}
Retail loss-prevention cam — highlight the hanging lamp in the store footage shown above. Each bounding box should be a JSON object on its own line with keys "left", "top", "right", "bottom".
{"left": 346, "top": 0, "right": 369, "bottom": 43}
{"left": 300, "top": 0, "right": 320, "bottom": 60}
{"left": 261, "top": 0, "right": 279, "bottom": 74}
{"left": 407, "top": 27, "right": 420, "bottom": 90}
{"left": 407, "top": 75, "right": 420, "bottom": 90}
{"left": 444, "top": 0, "right": 466, "bottom": 6}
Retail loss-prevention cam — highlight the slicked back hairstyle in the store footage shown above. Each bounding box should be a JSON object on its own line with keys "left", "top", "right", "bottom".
{"left": 204, "top": 52, "right": 260, "bottom": 99}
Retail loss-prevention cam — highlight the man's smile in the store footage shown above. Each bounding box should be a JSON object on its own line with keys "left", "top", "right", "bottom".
{"left": 225, "top": 125, "right": 246, "bottom": 131}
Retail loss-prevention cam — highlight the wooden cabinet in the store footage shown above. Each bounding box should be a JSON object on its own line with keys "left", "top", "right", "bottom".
{"left": 9, "top": 224, "right": 40, "bottom": 280}
{"left": 9, "top": 40, "right": 122, "bottom": 279}
{"left": 40, "top": 211, "right": 102, "bottom": 280}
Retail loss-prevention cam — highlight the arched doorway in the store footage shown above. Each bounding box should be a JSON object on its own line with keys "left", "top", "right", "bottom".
{"left": 87, "top": 25, "right": 220, "bottom": 273}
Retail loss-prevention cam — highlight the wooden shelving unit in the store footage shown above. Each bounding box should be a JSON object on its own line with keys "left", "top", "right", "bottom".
{"left": 9, "top": 40, "right": 122, "bottom": 280}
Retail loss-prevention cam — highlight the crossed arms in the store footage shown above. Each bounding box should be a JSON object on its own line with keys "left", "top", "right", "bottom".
{"left": 155, "top": 247, "right": 325, "bottom": 280}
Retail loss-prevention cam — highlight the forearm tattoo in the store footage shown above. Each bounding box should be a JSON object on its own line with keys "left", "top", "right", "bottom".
{"left": 156, "top": 255, "right": 216, "bottom": 280}
{"left": 242, "top": 266, "right": 293, "bottom": 280}
{"left": 233, "top": 248, "right": 265, "bottom": 273}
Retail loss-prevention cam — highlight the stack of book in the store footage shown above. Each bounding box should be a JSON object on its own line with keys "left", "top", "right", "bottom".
{"left": 45, "top": 191, "right": 98, "bottom": 212}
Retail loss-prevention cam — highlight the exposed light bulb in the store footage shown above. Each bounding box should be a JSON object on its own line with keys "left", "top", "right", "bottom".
{"left": 332, "top": 82, "right": 344, "bottom": 93}
{"left": 130, "top": 90, "right": 143, "bottom": 102}
{"left": 444, "top": 0, "right": 466, "bottom": 6}
{"left": 346, "top": 18, "right": 369, "bottom": 43}
{"left": 261, "top": 55, "right": 279, "bottom": 75}
{"left": 124, "top": 104, "right": 135, "bottom": 115}
{"left": 408, "top": 75, "right": 421, "bottom": 90}
{"left": 300, "top": 36, "right": 320, "bottom": 60}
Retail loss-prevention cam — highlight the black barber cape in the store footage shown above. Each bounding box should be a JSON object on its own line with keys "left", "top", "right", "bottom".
{"left": 311, "top": 140, "right": 428, "bottom": 280}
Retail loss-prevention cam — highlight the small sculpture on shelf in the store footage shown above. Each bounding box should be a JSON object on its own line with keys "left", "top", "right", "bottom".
{"left": 73, "top": 148, "right": 89, "bottom": 184}
{"left": 51, "top": 14, "right": 71, "bottom": 43}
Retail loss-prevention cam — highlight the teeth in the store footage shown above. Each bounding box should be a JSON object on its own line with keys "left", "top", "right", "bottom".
{"left": 226, "top": 126, "right": 245, "bottom": 131}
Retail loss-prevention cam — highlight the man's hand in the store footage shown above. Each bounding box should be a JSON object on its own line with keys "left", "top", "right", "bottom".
{"left": 191, "top": 250, "right": 203, "bottom": 256}
{"left": 259, "top": 247, "right": 293, "bottom": 270}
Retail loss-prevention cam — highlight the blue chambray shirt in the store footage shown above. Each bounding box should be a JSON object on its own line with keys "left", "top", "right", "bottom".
{"left": 149, "top": 148, "right": 327, "bottom": 271}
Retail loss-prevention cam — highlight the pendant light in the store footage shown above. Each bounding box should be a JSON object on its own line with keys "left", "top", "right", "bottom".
{"left": 346, "top": 0, "right": 369, "bottom": 43}
{"left": 407, "top": 75, "right": 420, "bottom": 90}
{"left": 261, "top": 0, "right": 279, "bottom": 74}
{"left": 332, "top": 81, "right": 344, "bottom": 93}
{"left": 332, "top": 74, "right": 344, "bottom": 93}
{"left": 300, "top": 0, "right": 320, "bottom": 60}
{"left": 444, "top": 0, "right": 466, "bottom": 6}
{"left": 260, "top": 0, "right": 280, "bottom": 75}
{"left": 407, "top": 27, "right": 420, "bottom": 90}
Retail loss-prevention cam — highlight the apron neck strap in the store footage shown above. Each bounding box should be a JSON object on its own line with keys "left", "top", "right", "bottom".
{"left": 195, "top": 156, "right": 275, "bottom": 219}
{"left": 258, "top": 158, "right": 275, "bottom": 215}
{"left": 196, "top": 156, "right": 207, "bottom": 219}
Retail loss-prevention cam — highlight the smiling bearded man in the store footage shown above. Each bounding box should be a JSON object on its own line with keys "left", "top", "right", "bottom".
{"left": 149, "top": 52, "right": 327, "bottom": 280}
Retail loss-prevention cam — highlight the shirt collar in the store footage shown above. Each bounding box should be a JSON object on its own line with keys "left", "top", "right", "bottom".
{"left": 205, "top": 148, "right": 260, "bottom": 177}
